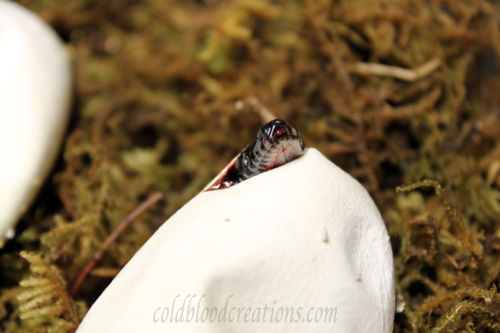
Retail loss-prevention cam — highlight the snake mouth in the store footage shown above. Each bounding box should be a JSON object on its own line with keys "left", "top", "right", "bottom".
{"left": 204, "top": 119, "right": 307, "bottom": 191}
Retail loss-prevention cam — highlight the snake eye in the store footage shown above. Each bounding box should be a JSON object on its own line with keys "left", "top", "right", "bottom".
{"left": 243, "top": 156, "right": 250, "bottom": 167}
{"left": 274, "top": 128, "right": 284, "bottom": 137}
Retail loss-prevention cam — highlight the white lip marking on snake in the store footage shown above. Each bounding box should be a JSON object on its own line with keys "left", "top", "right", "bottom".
{"left": 204, "top": 119, "right": 307, "bottom": 191}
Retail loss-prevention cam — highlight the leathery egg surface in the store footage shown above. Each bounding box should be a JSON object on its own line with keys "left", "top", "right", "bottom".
{"left": 77, "top": 148, "right": 395, "bottom": 332}
{"left": 0, "top": 0, "right": 71, "bottom": 247}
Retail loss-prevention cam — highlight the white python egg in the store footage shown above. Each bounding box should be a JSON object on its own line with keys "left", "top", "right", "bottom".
{"left": 0, "top": 0, "right": 71, "bottom": 247}
{"left": 77, "top": 148, "right": 395, "bottom": 332}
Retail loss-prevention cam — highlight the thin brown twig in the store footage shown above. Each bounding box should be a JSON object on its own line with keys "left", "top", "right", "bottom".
{"left": 71, "top": 191, "right": 163, "bottom": 297}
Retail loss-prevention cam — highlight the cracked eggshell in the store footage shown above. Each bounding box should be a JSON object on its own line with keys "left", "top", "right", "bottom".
{"left": 77, "top": 148, "right": 394, "bottom": 332}
{"left": 0, "top": 0, "right": 71, "bottom": 247}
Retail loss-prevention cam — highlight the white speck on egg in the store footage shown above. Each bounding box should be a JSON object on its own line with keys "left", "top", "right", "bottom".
{"left": 5, "top": 228, "right": 15, "bottom": 240}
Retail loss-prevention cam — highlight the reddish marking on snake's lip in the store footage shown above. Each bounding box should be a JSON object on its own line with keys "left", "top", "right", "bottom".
{"left": 264, "top": 166, "right": 274, "bottom": 171}
{"left": 281, "top": 147, "right": 287, "bottom": 153}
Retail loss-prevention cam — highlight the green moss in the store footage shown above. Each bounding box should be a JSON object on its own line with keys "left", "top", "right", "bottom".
{"left": 2, "top": 0, "right": 500, "bottom": 331}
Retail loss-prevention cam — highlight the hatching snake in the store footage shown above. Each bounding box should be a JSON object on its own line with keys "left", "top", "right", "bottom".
{"left": 205, "top": 119, "right": 307, "bottom": 191}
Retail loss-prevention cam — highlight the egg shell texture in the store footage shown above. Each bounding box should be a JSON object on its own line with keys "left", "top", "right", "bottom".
{"left": 0, "top": 0, "right": 71, "bottom": 247}
{"left": 77, "top": 148, "right": 394, "bottom": 332}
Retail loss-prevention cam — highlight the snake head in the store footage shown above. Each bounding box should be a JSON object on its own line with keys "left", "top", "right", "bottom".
{"left": 260, "top": 119, "right": 306, "bottom": 150}
{"left": 234, "top": 118, "right": 307, "bottom": 182}
{"left": 204, "top": 118, "right": 307, "bottom": 191}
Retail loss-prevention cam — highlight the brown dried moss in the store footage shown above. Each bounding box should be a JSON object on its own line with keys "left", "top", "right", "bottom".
{"left": 1, "top": 0, "right": 500, "bottom": 331}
